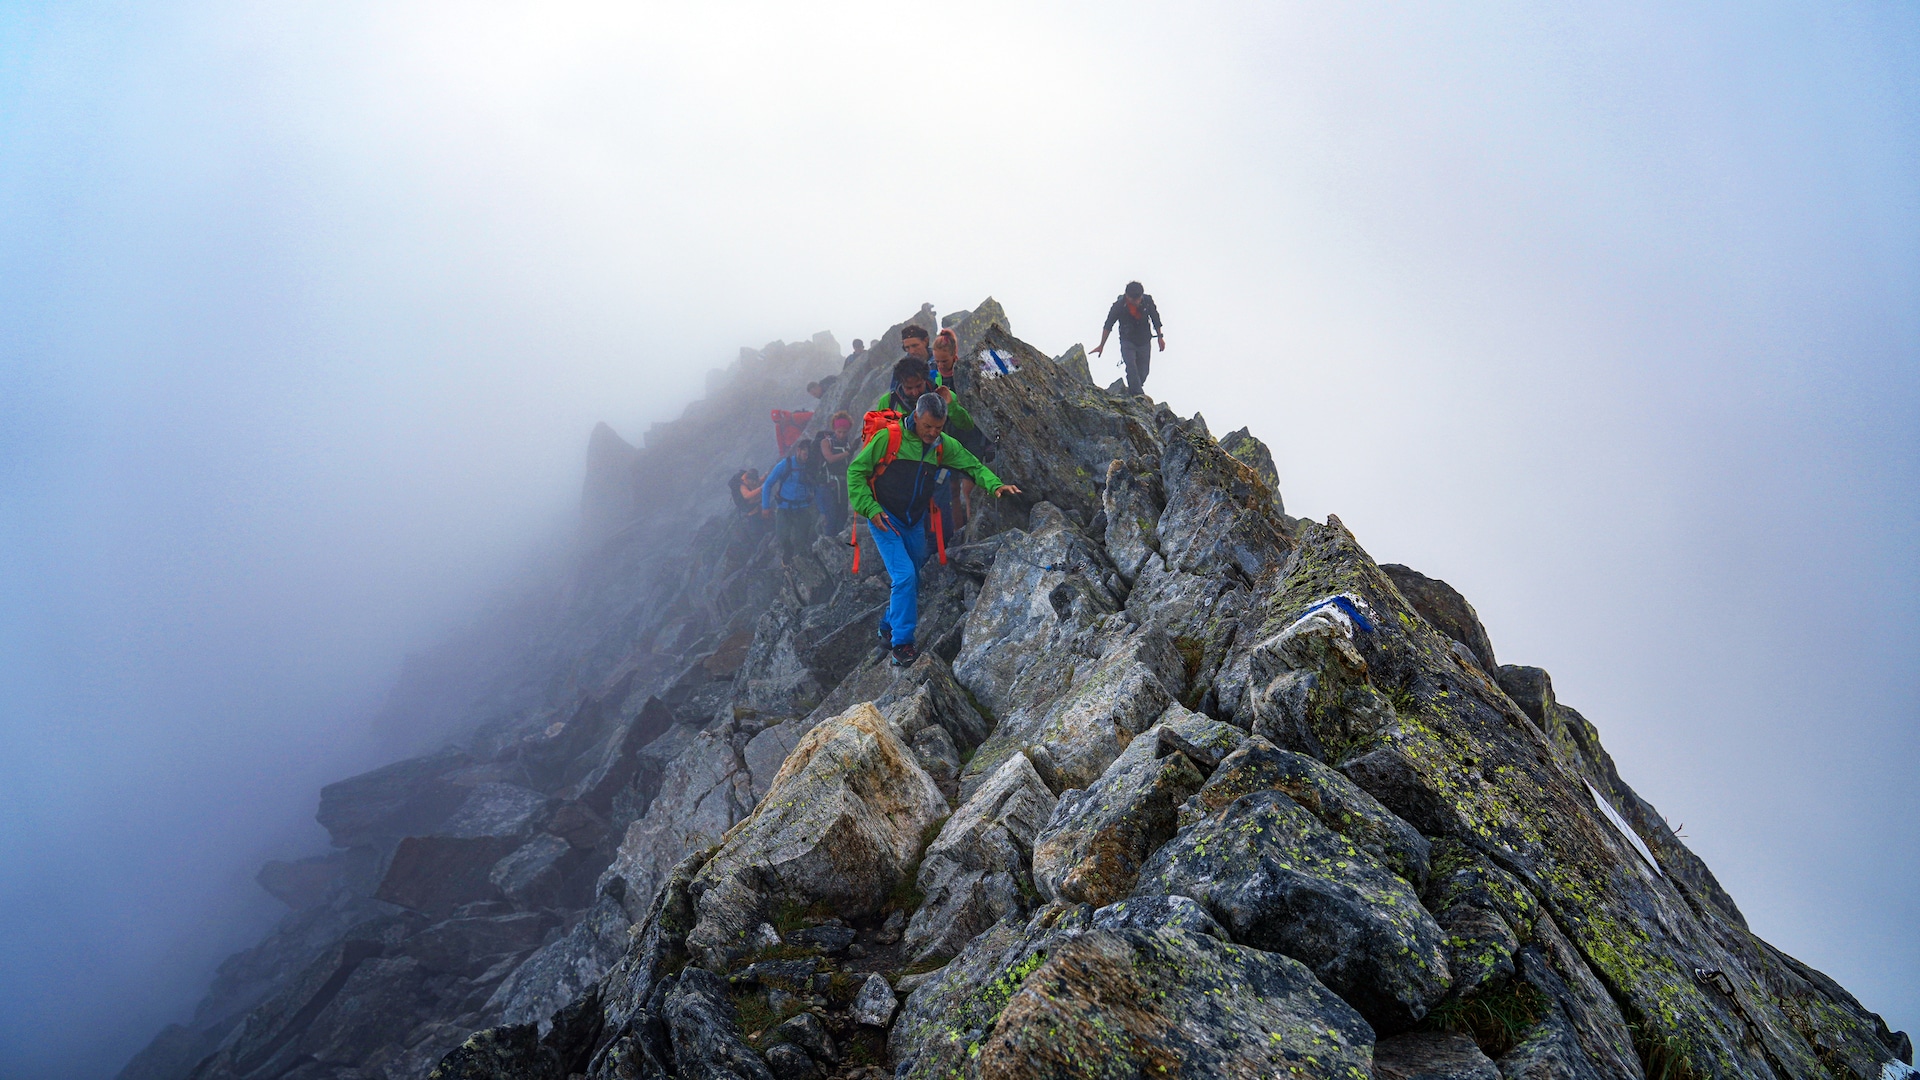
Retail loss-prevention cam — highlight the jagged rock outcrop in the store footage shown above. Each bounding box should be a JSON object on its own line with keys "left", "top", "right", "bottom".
{"left": 124, "top": 302, "right": 1911, "bottom": 1080}
{"left": 900, "top": 751, "right": 1054, "bottom": 964}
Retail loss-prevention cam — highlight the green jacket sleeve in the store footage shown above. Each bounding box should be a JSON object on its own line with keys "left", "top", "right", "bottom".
{"left": 846, "top": 429, "right": 888, "bottom": 520}
{"left": 936, "top": 434, "right": 1003, "bottom": 493}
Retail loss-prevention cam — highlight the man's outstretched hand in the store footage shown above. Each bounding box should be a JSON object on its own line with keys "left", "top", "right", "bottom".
{"left": 869, "top": 514, "right": 894, "bottom": 533}
{"left": 994, "top": 485, "right": 1023, "bottom": 498}
{"left": 1157, "top": 334, "right": 1167, "bottom": 352}
{"left": 1090, "top": 343, "right": 1104, "bottom": 357}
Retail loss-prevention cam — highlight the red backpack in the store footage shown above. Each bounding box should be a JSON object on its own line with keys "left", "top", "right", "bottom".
{"left": 849, "top": 409, "right": 945, "bottom": 573}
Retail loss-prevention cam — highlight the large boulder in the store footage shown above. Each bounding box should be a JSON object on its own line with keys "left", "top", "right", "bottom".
{"left": 953, "top": 506, "right": 1190, "bottom": 797}
{"left": 401, "top": 912, "right": 556, "bottom": 977}
{"left": 663, "top": 968, "right": 777, "bottom": 1080}
{"left": 372, "top": 784, "right": 557, "bottom": 916}
{"left": 1137, "top": 785, "right": 1451, "bottom": 1033}
{"left": 1380, "top": 563, "right": 1498, "bottom": 673}
{"left": 485, "top": 887, "right": 633, "bottom": 1028}
{"left": 315, "top": 749, "right": 475, "bottom": 849}
{"left": 890, "top": 896, "right": 1375, "bottom": 1080}
{"left": 684, "top": 702, "right": 947, "bottom": 967}
{"left": 1029, "top": 741, "right": 1205, "bottom": 909}
{"left": 600, "top": 728, "right": 754, "bottom": 922}
{"left": 1184, "top": 734, "right": 1430, "bottom": 889}
{"left": 902, "top": 752, "right": 1056, "bottom": 964}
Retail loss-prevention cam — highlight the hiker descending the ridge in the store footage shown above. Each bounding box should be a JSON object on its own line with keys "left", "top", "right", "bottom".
{"left": 1092, "top": 281, "right": 1165, "bottom": 397}
{"left": 848, "top": 393, "right": 1019, "bottom": 666}
{"left": 931, "top": 327, "right": 966, "bottom": 394}
{"left": 877, "top": 348, "right": 978, "bottom": 545}
{"left": 730, "top": 468, "right": 763, "bottom": 514}
{"left": 761, "top": 437, "right": 823, "bottom": 567}
{"left": 931, "top": 327, "right": 991, "bottom": 533}
{"left": 814, "top": 411, "right": 854, "bottom": 534}
{"left": 878, "top": 342, "right": 977, "bottom": 434}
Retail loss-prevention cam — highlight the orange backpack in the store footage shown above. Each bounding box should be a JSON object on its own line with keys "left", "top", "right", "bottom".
{"left": 849, "top": 409, "right": 945, "bottom": 574}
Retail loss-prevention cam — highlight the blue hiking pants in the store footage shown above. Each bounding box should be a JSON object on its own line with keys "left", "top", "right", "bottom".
{"left": 870, "top": 511, "right": 933, "bottom": 647}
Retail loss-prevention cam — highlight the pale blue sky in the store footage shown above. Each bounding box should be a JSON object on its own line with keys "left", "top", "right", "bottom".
{"left": 2, "top": 3, "right": 1914, "bottom": 1077}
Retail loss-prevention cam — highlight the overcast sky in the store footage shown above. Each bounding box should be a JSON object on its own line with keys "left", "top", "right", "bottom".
{"left": 1, "top": 3, "right": 1914, "bottom": 1078}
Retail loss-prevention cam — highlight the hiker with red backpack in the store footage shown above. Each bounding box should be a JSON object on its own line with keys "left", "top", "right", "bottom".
{"left": 848, "top": 392, "right": 1019, "bottom": 666}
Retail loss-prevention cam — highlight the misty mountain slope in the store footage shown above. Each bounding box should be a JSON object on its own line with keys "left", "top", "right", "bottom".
{"left": 125, "top": 304, "right": 1910, "bottom": 1080}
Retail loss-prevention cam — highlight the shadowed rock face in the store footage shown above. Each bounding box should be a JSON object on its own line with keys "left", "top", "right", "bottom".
{"left": 125, "top": 304, "right": 1908, "bottom": 1080}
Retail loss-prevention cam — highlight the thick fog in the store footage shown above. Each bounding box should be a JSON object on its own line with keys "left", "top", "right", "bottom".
{"left": 1, "top": 3, "right": 1914, "bottom": 1077}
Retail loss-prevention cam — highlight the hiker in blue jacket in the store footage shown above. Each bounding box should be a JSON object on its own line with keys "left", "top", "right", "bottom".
{"left": 761, "top": 438, "right": 823, "bottom": 568}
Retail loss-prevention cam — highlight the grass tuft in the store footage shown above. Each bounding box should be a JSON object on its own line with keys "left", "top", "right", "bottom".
{"left": 1628, "top": 1019, "right": 1702, "bottom": 1080}
{"left": 1423, "top": 980, "right": 1549, "bottom": 1057}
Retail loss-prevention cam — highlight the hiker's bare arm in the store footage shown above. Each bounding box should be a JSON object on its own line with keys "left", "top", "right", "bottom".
{"left": 936, "top": 385, "right": 953, "bottom": 404}
{"left": 1092, "top": 328, "right": 1110, "bottom": 356}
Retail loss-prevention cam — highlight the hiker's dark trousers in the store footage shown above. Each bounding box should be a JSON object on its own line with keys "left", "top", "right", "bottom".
{"left": 1121, "top": 338, "right": 1151, "bottom": 396}
{"left": 774, "top": 507, "right": 814, "bottom": 562}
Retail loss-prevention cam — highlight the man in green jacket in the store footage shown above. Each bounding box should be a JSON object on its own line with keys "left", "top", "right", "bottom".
{"left": 850, "top": 393, "right": 1020, "bottom": 666}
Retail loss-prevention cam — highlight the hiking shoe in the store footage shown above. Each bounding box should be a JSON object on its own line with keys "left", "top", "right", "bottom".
{"left": 889, "top": 643, "right": 918, "bottom": 668}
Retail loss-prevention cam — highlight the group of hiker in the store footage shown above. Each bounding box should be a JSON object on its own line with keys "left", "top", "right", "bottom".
{"left": 730, "top": 284, "right": 1164, "bottom": 667}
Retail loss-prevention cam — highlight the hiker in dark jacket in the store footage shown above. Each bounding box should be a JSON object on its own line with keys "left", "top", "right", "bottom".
{"left": 1092, "top": 281, "right": 1165, "bottom": 396}
{"left": 849, "top": 393, "right": 1020, "bottom": 666}
{"left": 731, "top": 469, "right": 764, "bottom": 514}
{"left": 815, "top": 412, "right": 854, "bottom": 533}
{"left": 762, "top": 439, "right": 822, "bottom": 567}
{"left": 876, "top": 356, "right": 976, "bottom": 432}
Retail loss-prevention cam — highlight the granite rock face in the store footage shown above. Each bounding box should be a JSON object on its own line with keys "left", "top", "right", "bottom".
{"left": 125, "top": 303, "right": 1908, "bottom": 1080}
{"left": 683, "top": 702, "right": 946, "bottom": 967}
{"left": 901, "top": 751, "right": 1055, "bottom": 964}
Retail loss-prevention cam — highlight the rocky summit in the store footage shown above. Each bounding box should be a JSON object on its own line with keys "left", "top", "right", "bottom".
{"left": 123, "top": 301, "right": 1913, "bottom": 1080}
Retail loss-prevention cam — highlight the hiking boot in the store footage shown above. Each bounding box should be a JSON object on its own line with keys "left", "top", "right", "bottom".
{"left": 889, "top": 643, "right": 918, "bottom": 668}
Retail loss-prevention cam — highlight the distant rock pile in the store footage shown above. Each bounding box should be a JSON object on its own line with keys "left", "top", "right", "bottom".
{"left": 122, "top": 302, "right": 1912, "bottom": 1080}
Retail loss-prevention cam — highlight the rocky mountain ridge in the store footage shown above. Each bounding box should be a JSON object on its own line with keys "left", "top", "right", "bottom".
{"left": 122, "top": 301, "right": 1913, "bottom": 1080}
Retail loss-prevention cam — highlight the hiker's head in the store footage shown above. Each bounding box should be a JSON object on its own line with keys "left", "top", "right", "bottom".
{"left": 852, "top": 339, "right": 865, "bottom": 351}
{"left": 831, "top": 410, "right": 852, "bottom": 434}
{"left": 806, "top": 381, "right": 823, "bottom": 399}
{"left": 793, "top": 439, "right": 814, "bottom": 462}
{"left": 901, "top": 324, "right": 930, "bottom": 361}
{"left": 1125, "top": 281, "right": 1144, "bottom": 299}
{"left": 912, "top": 393, "right": 948, "bottom": 442}
{"left": 743, "top": 468, "right": 760, "bottom": 484}
{"left": 892, "top": 357, "right": 931, "bottom": 400}
{"left": 933, "top": 329, "right": 958, "bottom": 377}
